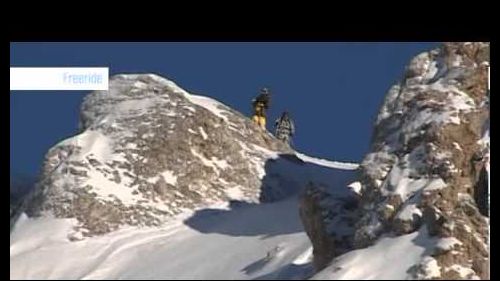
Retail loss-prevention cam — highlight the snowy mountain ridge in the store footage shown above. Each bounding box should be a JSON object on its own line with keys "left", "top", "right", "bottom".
{"left": 11, "top": 73, "right": 360, "bottom": 279}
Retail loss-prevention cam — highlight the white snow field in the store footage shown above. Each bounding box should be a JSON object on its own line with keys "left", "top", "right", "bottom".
{"left": 10, "top": 153, "right": 356, "bottom": 280}
{"left": 11, "top": 199, "right": 310, "bottom": 280}
{"left": 312, "top": 226, "right": 441, "bottom": 280}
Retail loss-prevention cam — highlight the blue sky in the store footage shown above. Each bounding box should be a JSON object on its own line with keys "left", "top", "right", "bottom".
{"left": 10, "top": 42, "right": 439, "bottom": 180}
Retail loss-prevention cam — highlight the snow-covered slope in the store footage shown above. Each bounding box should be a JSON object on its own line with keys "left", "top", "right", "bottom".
{"left": 10, "top": 74, "right": 359, "bottom": 279}
{"left": 11, "top": 152, "right": 357, "bottom": 279}
{"left": 312, "top": 226, "right": 442, "bottom": 280}
{"left": 11, "top": 199, "right": 310, "bottom": 279}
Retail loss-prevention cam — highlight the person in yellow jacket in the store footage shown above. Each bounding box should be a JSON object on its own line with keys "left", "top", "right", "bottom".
{"left": 252, "top": 87, "right": 271, "bottom": 129}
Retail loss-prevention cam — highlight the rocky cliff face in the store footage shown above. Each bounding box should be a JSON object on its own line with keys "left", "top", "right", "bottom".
{"left": 23, "top": 74, "right": 294, "bottom": 237}
{"left": 301, "top": 42, "right": 489, "bottom": 279}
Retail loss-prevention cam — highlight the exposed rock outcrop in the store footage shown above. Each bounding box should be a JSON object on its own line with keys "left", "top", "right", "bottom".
{"left": 299, "top": 182, "right": 360, "bottom": 270}
{"left": 302, "top": 42, "right": 490, "bottom": 279}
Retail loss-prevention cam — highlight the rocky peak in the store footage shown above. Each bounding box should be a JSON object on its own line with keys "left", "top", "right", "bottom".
{"left": 24, "top": 74, "right": 293, "bottom": 237}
